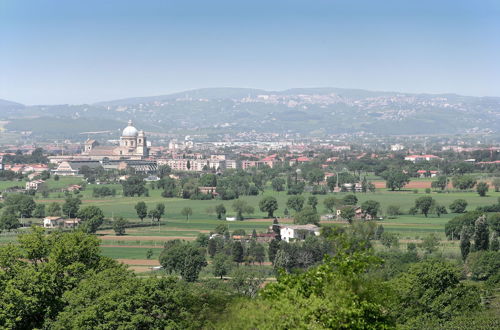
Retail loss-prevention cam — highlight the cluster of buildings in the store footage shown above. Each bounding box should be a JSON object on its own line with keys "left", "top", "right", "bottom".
{"left": 49, "top": 121, "right": 157, "bottom": 176}
{"left": 1, "top": 163, "right": 49, "bottom": 175}
{"left": 42, "top": 121, "right": 327, "bottom": 176}
{"left": 2, "top": 119, "right": 497, "bottom": 181}
{"left": 157, "top": 156, "right": 237, "bottom": 172}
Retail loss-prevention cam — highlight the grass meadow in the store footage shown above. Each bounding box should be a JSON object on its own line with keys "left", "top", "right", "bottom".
{"left": 2, "top": 176, "right": 499, "bottom": 269}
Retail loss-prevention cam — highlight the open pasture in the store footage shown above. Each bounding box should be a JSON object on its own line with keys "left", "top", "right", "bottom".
{"left": 3, "top": 177, "right": 498, "bottom": 270}
{"left": 36, "top": 182, "right": 500, "bottom": 222}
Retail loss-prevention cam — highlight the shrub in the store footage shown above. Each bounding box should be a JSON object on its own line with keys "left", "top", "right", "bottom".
{"left": 449, "top": 199, "right": 468, "bottom": 213}
{"left": 466, "top": 251, "right": 500, "bottom": 282}
{"left": 386, "top": 205, "right": 401, "bottom": 218}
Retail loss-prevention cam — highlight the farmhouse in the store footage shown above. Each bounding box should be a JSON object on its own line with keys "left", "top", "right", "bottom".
{"left": 417, "top": 170, "right": 439, "bottom": 178}
{"left": 25, "top": 179, "right": 45, "bottom": 191}
{"left": 198, "top": 186, "right": 218, "bottom": 196}
{"left": 342, "top": 183, "right": 363, "bottom": 192}
{"left": 63, "top": 218, "right": 81, "bottom": 228}
{"left": 43, "top": 216, "right": 81, "bottom": 229}
{"left": 66, "top": 185, "right": 82, "bottom": 192}
{"left": 336, "top": 206, "right": 374, "bottom": 221}
{"left": 280, "top": 224, "right": 320, "bottom": 242}
{"left": 43, "top": 216, "right": 64, "bottom": 228}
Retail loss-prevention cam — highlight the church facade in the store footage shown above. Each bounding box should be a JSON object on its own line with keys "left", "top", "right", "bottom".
{"left": 82, "top": 120, "right": 149, "bottom": 160}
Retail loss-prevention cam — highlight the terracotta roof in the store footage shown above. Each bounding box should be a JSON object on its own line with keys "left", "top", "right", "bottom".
{"left": 87, "top": 146, "right": 116, "bottom": 156}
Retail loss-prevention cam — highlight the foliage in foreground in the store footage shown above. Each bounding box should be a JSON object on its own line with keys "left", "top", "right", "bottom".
{"left": 0, "top": 223, "right": 497, "bottom": 329}
{"left": 0, "top": 227, "right": 227, "bottom": 329}
{"left": 216, "top": 240, "right": 396, "bottom": 329}
{"left": 47, "top": 267, "right": 228, "bottom": 329}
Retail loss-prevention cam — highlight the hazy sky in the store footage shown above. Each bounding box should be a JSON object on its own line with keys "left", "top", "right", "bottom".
{"left": 1, "top": 0, "right": 499, "bottom": 105}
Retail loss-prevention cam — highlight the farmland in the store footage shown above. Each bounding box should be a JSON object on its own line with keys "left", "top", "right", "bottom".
{"left": 2, "top": 175, "right": 498, "bottom": 270}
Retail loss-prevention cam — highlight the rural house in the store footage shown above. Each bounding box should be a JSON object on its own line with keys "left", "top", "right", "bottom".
{"left": 280, "top": 224, "right": 320, "bottom": 242}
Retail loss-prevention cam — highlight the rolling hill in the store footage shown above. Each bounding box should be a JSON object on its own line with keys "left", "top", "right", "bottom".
{"left": 1, "top": 88, "right": 499, "bottom": 138}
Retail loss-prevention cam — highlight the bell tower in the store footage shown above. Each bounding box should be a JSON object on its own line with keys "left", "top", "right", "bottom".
{"left": 136, "top": 130, "right": 148, "bottom": 156}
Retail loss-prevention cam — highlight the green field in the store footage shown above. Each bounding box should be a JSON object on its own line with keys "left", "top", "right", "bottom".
{"left": 100, "top": 246, "right": 163, "bottom": 260}
{"left": 3, "top": 176, "right": 499, "bottom": 267}
{"left": 33, "top": 178, "right": 500, "bottom": 221}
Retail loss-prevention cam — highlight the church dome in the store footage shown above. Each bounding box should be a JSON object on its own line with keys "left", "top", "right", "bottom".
{"left": 122, "top": 120, "right": 138, "bottom": 137}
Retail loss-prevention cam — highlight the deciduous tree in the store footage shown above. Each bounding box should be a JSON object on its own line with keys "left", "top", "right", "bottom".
{"left": 286, "top": 195, "right": 305, "bottom": 213}
{"left": 384, "top": 170, "right": 410, "bottom": 191}
{"left": 0, "top": 213, "right": 20, "bottom": 231}
{"left": 215, "top": 203, "right": 226, "bottom": 220}
{"left": 232, "top": 199, "right": 254, "bottom": 220}
{"left": 342, "top": 194, "right": 358, "bottom": 205}
{"left": 134, "top": 201, "right": 148, "bottom": 221}
{"left": 259, "top": 196, "right": 278, "bottom": 218}
{"left": 449, "top": 199, "right": 468, "bottom": 213}
{"left": 47, "top": 202, "right": 62, "bottom": 216}
{"left": 213, "top": 253, "right": 232, "bottom": 279}
{"left": 113, "top": 217, "right": 127, "bottom": 236}
{"left": 361, "top": 200, "right": 380, "bottom": 219}
{"left": 181, "top": 207, "right": 193, "bottom": 220}
{"left": 340, "top": 206, "right": 356, "bottom": 224}
{"left": 271, "top": 177, "right": 285, "bottom": 193}
{"left": 476, "top": 182, "right": 489, "bottom": 197}
{"left": 307, "top": 196, "right": 318, "bottom": 210}
{"left": 294, "top": 206, "right": 320, "bottom": 225}
{"left": 62, "top": 195, "right": 81, "bottom": 218}
{"left": 414, "top": 196, "right": 434, "bottom": 217}
{"left": 77, "top": 205, "right": 105, "bottom": 233}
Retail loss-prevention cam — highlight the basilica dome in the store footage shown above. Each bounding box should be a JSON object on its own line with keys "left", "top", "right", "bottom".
{"left": 122, "top": 120, "right": 138, "bottom": 137}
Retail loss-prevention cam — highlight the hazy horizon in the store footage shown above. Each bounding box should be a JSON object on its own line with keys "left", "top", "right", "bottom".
{"left": 1, "top": 0, "right": 499, "bottom": 104}
{"left": 4, "top": 85, "right": 500, "bottom": 107}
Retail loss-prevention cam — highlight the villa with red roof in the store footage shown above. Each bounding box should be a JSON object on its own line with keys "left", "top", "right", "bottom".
{"left": 289, "top": 156, "right": 311, "bottom": 166}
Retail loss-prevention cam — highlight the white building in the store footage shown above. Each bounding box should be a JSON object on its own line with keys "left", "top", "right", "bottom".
{"left": 43, "top": 216, "right": 64, "bottom": 228}
{"left": 208, "top": 159, "right": 226, "bottom": 171}
{"left": 404, "top": 155, "right": 440, "bottom": 163}
{"left": 26, "top": 179, "right": 45, "bottom": 191}
{"left": 82, "top": 120, "right": 149, "bottom": 159}
{"left": 390, "top": 144, "right": 405, "bottom": 151}
{"left": 280, "top": 224, "right": 320, "bottom": 242}
{"left": 43, "top": 216, "right": 81, "bottom": 229}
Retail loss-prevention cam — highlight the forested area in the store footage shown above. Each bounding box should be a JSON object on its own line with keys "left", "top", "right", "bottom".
{"left": 1, "top": 223, "right": 498, "bottom": 329}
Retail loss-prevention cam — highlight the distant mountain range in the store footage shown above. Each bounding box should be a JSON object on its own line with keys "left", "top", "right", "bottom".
{"left": 0, "top": 98, "right": 24, "bottom": 108}
{"left": 1, "top": 87, "right": 499, "bottom": 138}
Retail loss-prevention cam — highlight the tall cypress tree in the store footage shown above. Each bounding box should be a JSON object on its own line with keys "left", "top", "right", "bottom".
{"left": 268, "top": 239, "right": 280, "bottom": 264}
{"left": 460, "top": 227, "right": 471, "bottom": 261}
{"left": 232, "top": 241, "right": 244, "bottom": 264}
{"left": 490, "top": 232, "right": 499, "bottom": 251}
{"left": 474, "top": 215, "right": 489, "bottom": 251}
